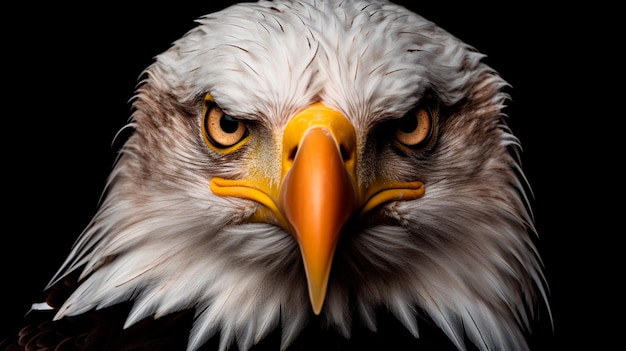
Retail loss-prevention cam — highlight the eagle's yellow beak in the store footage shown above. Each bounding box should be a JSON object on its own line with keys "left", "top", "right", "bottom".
{"left": 278, "top": 103, "right": 357, "bottom": 314}
{"left": 210, "top": 102, "right": 424, "bottom": 314}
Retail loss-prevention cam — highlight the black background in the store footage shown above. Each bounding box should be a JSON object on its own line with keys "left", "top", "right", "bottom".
{"left": 2, "top": 1, "right": 617, "bottom": 350}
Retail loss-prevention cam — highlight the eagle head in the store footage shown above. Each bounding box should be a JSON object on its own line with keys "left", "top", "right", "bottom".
{"left": 44, "top": 1, "right": 550, "bottom": 351}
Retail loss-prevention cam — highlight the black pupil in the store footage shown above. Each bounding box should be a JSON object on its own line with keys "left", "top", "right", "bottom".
{"left": 398, "top": 113, "right": 418, "bottom": 133}
{"left": 220, "top": 114, "right": 239, "bottom": 133}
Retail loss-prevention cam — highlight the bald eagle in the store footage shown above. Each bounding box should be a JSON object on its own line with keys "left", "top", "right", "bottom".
{"left": 2, "top": 1, "right": 551, "bottom": 350}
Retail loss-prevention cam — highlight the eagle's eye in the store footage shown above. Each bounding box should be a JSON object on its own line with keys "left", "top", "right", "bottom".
{"left": 202, "top": 101, "right": 249, "bottom": 151}
{"left": 394, "top": 103, "right": 436, "bottom": 149}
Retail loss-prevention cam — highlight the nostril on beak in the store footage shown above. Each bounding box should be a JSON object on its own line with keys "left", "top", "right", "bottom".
{"left": 339, "top": 144, "right": 351, "bottom": 162}
{"left": 288, "top": 146, "right": 298, "bottom": 161}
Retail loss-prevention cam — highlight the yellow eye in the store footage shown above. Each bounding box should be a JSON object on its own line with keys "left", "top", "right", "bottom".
{"left": 394, "top": 104, "right": 435, "bottom": 149}
{"left": 202, "top": 102, "right": 249, "bottom": 149}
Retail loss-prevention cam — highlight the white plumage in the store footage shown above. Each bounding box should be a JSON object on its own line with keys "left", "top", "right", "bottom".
{"left": 6, "top": 1, "right": 551, "bottom": 351}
